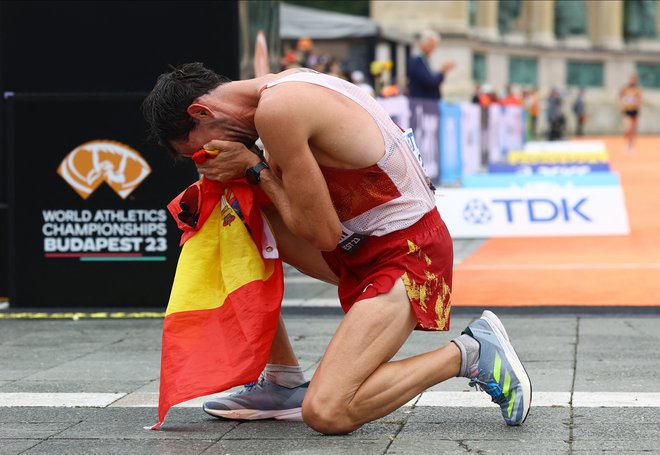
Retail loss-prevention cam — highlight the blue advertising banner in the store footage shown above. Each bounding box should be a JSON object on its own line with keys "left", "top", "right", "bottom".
{"left": 439, "top": 102, "right": 463, "bottom": 185}
{"left": 460, "top": 103, "right": 481, "bottom": 177}
{"left": 488, "top": 162, "right": 611, "bottom": 175}
{"left": 409, "top": 99, "right": 440, "bottom": 183}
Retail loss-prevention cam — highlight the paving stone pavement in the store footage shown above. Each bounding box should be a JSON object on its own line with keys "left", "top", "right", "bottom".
{"left": 1, "top": 308, "right": 660, "bottom": 454}
{"left": 1, "top": 241, "right": 659, "bottom": 454}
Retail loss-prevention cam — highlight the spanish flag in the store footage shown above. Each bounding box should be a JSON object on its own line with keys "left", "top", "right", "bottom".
{"left": 150, "top": 177, "right": 283, "bottom": 429}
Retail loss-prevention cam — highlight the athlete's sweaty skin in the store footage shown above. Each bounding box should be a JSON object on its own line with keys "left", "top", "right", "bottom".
{"left": 164, "top": 68, "right": 462, "bottom": 434}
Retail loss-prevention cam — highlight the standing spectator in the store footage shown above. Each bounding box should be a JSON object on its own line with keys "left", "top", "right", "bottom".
{"left": 478, "top": 84, "right": 495, "bottom": 108}
{"left": 524, "top": 87, "right": 540, "bottom": 139}
{"left": 619, "top": 73, "right": 643, "bottom": 154}
{"left": 477, "top": 84, "right": 494, "bottom": 167}
{"left": 296, "top": 36, "right": 314, "bottom": 67}
{"left": 471, "top": 83, "right": 482, "bottom": 104}
{"left": 500, "top": 85, "right": 522, "bottom": 106}
{"left": 572, "top": 88, "right": 586, "bottom": 137}
{"left": 407, "top": 30, "right": 455, "bottom": 99}
{"left": 547, "top": 87, "right": 565, "bottom": 141}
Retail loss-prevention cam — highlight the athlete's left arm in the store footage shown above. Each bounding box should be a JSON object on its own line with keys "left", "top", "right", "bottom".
{"left": 251, "top": 87, "right": 342, "bottom": 251}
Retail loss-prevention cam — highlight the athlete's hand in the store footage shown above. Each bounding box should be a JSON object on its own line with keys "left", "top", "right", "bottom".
{"left": 196, "top": 140, "right": 261, "bottom": 182}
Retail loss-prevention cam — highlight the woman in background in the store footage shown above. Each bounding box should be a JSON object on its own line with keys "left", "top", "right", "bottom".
{"left": 619, "top": 74, "right": 643, "bottom": 154}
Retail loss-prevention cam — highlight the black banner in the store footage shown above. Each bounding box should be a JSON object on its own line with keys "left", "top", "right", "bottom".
{"left": 0, "top": 0, "right": 242, "bottom": 304}
{"left": 6, "top": 93, "right": 199, "bottom": 307}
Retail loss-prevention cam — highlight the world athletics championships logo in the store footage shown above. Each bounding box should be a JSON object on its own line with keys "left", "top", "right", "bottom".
{"left": 463, "top": 199, "right": 492, "bottom": 225}
{"left": 57, "top": 140, "right": 151, "bottom": 200}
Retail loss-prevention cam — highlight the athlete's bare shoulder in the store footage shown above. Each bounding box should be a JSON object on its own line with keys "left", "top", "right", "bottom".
{"left": 255, "top": 84, "right": 320, "bottom": 143}
{"left": 256, "top": 70, "right": 325, "bottom": 118}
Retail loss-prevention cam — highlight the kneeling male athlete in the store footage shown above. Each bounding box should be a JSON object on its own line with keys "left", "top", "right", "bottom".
{"left": 143, "top": 63, "right": 532, "bottom": 434}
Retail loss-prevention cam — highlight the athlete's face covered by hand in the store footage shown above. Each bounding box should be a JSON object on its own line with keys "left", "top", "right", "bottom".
{"left": 170, "top": 124, "right": 219, "bottom": 158}
{"left": 170, "top": 100, "right": 255, "bottom": 159}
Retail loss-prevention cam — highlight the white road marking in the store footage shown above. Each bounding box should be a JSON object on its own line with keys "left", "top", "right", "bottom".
{"left": 3, "top": 391, "right": 659, "bottom": 408}
{"left": 282, "top": 298, "right": 339, "bottom": 307}
{"left": 0, "top": 392, "right": 125, "bottom": 407}
{"left": 572, "top": 392, "right": 660, "bottom": 407}
{"left": 417, "top": 391, "right": 571, "bottom": 407}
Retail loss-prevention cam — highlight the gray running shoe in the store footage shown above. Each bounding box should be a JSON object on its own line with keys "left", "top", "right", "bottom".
{"left": 462, "top": 310, "right": 532, "bottom": 426}
{"left": 203, "top": 377, "right": 308, "bottom": 421}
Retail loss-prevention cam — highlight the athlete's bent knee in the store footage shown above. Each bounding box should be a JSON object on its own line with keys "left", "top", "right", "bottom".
{"left": 302, "top": 399, "right": 361, "bottom": 435}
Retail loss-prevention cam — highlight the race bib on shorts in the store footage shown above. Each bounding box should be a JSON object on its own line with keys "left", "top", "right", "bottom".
{"left": 338, "top": 224, "right": 366, "bottom": 253}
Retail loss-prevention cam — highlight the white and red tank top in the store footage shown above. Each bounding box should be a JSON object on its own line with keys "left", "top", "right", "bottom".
{"left": 261, "top": 72, "right": 435, "bottom": 237}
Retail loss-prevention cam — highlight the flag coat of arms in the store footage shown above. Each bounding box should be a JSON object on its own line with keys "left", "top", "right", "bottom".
{"left": 151, "top": 178, "right": 283, "bottom": 429}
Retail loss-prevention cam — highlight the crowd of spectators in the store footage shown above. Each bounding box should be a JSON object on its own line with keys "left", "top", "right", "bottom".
{"left": 470, "top": 83, "right": 591, "bottom": 141}
{"left": 281, "top": 35, "right": 593, "bottom": 140}
{"left": 280, "top": 37, "right": 375, "bottom": 97}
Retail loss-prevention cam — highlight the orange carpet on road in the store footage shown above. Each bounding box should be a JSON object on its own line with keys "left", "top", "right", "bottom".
{"left": 453, "top": 136, "right": 660, "bottom": 306}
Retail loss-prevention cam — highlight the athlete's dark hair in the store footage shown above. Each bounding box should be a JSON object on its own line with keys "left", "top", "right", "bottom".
{"left": 142, "top": 62, "right": 230, "bottom": 155}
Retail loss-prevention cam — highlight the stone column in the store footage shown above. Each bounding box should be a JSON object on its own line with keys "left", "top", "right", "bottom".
{"left": 487, "top": 52, "right": 508, "bottom": 90}
{"left": 475, "top": 0, "right": 499, "bottom": 40}
{"left": 595, "top": 0, "right": 624, "bottom": 49}
{"left": 529, "top": 0, "right": 556, "bottom": 46}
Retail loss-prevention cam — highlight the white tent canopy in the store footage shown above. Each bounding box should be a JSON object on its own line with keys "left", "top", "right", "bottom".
{"left": 280, "top": 3, "right": 378, "bottom": 40}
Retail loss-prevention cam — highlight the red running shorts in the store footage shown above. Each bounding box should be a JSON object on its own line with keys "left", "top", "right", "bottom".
{"left": 322, "top": 209, "right": 453, "bottom": 331}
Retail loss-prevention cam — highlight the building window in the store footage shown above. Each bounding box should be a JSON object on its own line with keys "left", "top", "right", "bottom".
{"left": 473, "top": 53, "right": 486, "bottom": 82}
{"left": 623, "top": 0, "right": 658, "bottom": 39}
{"left": 637, "top": 62, "right": 660, "bottom": 89}
{"left": 498, "top": 0, "right": 523, "bottom": 34}
{"left": 508, "top": 57, "right": 537, "bottom": 85}
{"left": 566, "top": 61, "right": 603, "bottom": 87}
{"left": 469, "top": 0, "right": 477, "bottom": 27}
{"left": 554, "top": 0, "right": 587, "bottom": 39}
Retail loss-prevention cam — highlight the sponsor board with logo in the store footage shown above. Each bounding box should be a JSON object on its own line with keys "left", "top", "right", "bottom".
{"left": 488, "top": 162, "right": 611, "bottom": 175}
{"left": 506, "top": 150, "right": 609, "bottom": 164}
{"left": 448, "top": 138, "right": 628, "bottom": 237}
{"left": 463, "top": 172, "right": 620, "bottom": 188}
{"left": 6, "top": 94, "right": 199, "bottom": 307}
{"left": 523, "top": 140, "right": 606, "bottom": 153}
{"left": 435, "top": 182, "right": 630, "bottom": 238}
{"left": 501, "top": 141, "right": 610, "bottom": 166}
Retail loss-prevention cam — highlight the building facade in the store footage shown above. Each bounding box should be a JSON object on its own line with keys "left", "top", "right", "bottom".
{"left": 371, "top": 0, "right": 660, "bottom": 135}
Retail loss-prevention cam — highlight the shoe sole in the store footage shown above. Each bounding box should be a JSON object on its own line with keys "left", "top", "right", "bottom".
{"left": 481, "top": 311, "right": 532, "bottom": 425}
{"left": 203, "top": 406, "right": 303, "bottom": 421}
